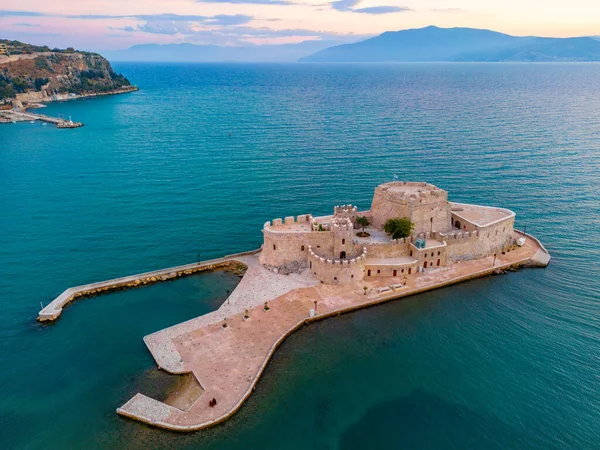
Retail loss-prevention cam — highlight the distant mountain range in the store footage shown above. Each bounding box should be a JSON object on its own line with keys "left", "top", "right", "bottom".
{"left": 103, "top": 40, "right": 348, "bottom": 63}
{"left": 300, "top": 26, "right": 600, "bottom": 62}
{"left": 102, "top": 27, "right": 600, "bottom": 63}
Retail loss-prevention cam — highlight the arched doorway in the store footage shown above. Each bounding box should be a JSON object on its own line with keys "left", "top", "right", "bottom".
{"left": 437, "top": 259, "right": 440, "bottom": 266}
{"left": 424, "top": 261, "right": 428, "bottom": 269}
{"left": 340, "top": 251, "right": 346, "bottom": 259}
{"left": 393, "top": 269, "right": 397, "bottom": 277}
{"left": 454, "top": 220, "right": 461, "bottom": 229}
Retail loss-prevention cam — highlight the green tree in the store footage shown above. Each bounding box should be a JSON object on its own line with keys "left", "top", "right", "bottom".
{"left": 0, "top": 81, "right": 15, "bottom": 100}
{"left": 34, "top": 77, "right": 48, "bottom": 91}
{"left": 11, "top": 78, "right": 28, "bottom": 93}
{"left": 384, "top": 218, "right": 414, "bottom": 239}
{"left": 356, "top": 216, "right": 370, "bottom": 235}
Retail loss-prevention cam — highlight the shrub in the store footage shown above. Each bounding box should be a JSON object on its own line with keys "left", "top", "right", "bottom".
{"left": 34, "top": 57, "right": 51, "bottom": 72}
{"left": 0, "top": 80, "right": 15, "bottom": 100}
{"left": 34, "top": 77, "right": 49, "bottom": 91}
{"left": 11, "top": 78, "right": 28, "bottom": 93}
{"left": 384, "top": 218, "right": 414, "bottom": 239}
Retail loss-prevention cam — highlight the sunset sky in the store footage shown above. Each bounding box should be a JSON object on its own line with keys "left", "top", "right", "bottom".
{"left": 2, "top": 1, "right": 600, "bottom": 50}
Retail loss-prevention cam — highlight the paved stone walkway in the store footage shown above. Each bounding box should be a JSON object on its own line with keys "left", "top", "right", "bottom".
{"left": 118, "top": 234, "right": 549, "bottom": 431}
{"left": 143, "top": 254, "right": 318, "bottom": 373}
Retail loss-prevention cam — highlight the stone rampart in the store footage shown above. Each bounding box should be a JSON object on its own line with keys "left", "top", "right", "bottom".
{"left": 260, "top": 226, "right": 338, "bottom": 267}
{"left": 439, "top": 230, "right": 480, "bottom": 242}
{"left": 263, "top": 214, "right": 313, "bottom": 229}
{"left": 260, "top": 231, "right": 309, "bottom": 266}
{"left": 365, "top": 260, "right": 417, "bottom": 278}
{"left": 362, "top": 238, "right": 410, "bottom": 258}
{"left": 450, "top": 203, "right": 515, "bottom": 231}
{"left": 443, "top": 217, "right": 515, "bottom": 262}
{"left": 308, "top": 246, "right": 366, "bottom": 284}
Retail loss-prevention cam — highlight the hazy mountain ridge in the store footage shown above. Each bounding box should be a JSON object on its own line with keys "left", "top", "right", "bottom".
{"left": 300, "top": 26, "right": 600, "bottom": 62}
{"left": 104, "top": 40, "right": 348, "bottom": 62}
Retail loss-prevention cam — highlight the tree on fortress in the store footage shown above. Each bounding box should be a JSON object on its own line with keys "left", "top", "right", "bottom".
{"left": 356, "top": 216, "right": 370, "bottom": 237}
{"left": 384, "top": 218, "right": 414, "bottom": 239}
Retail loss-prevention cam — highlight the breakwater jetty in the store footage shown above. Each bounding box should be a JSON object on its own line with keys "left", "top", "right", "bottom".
{"left": 0, "top": 109, "right": 83, "bottom": 128}
{"left": 37, "top": 249, "right": 260, "bottom": 322}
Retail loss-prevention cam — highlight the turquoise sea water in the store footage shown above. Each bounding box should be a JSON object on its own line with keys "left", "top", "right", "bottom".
{"left": 1, "top": 63, "right": 599, "bottom": 449}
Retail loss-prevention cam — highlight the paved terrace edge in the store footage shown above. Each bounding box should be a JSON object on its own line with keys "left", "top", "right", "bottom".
{"left": 116, "top": 231, "right": 550, "bottom": 432}
{"left": 37, "top": 249, "right": 261, "bottom": 322}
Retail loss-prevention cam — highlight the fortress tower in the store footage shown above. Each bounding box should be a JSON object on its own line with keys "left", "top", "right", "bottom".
{"left": 331, "top": 216, "right": 354, "bottom": 260}
{"left": 370, "top": 182, "right": 451, "bottom": 234}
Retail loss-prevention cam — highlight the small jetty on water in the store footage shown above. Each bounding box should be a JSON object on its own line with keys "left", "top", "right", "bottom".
{"left": 0, "top": 109, "right": 83, "bottom": 128}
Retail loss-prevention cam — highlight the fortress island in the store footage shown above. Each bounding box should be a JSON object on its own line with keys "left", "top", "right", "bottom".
{"left": 38, "top": 182, "right": 550, "bottom": 431}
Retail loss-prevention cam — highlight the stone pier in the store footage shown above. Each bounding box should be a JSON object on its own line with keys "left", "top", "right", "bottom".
{"left": 37, "top": 249, "right": 261, "bottom": 322}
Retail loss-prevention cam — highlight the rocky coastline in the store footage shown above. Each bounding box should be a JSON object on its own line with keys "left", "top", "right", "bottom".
{"left": 1, "top": 40, "right": 137, "bottom": 107}
{"left": 8, "top": 85, "right": 139, "bottom": 110}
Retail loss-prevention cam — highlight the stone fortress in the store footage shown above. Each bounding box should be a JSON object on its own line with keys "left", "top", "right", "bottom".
{"left": 41, "top": 179, "right": 549, "bottom": 431}
{"left": 260, "top": 181, "right": 517, "bottom": 285}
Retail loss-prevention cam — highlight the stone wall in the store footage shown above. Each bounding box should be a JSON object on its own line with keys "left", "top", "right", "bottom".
{"left": 260, "top": 231, "right": 310, "bottom": 266}
{"left": 364, "top": 260, "right": 417, "bottom": 278}
{"left": 308, "top": 246, "right": 366, "bottom": 285}
{"left": 362, "top": 238, "right": 410, "bottom": 258}
{"left": 409, "top": 242, "right": 447, "bottom": 269}
{"left": 441, "top": 216, "right": 515, "bottom": 262}
{"left": 259, "top": 215, "right": 312, "bottom": 266}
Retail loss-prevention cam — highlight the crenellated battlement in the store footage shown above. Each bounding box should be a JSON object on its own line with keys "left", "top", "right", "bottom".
{"left": 363, "top": 237, "right": 409, "bottom": 246}
{"left": 439, "top": 229, "right": 480, "bottom": 243}
{"left": 311, "top": 220, "right": 330, "bottom": 231}
{"left": 330, "top": 216, "right": 353, "bottom": 232}
{"left": 308, "top": 245, "right": 367, "bottom": 266}
{"left": 375, "top": 181, "right": 448, "bottom": 206}
{"left": 264, "top": 214, "right": 313, "bottom": 229}
{"left": 334, "top": 204, "right": 358, "bottom": 215}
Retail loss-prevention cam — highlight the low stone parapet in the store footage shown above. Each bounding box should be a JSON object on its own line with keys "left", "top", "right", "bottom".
{"left": 307, "top": 246, "right": 367, "bottom": 284}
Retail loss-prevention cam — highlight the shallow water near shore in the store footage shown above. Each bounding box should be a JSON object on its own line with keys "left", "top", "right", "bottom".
{"left": 1, "top": 62, "right": 599, "bottom": 449}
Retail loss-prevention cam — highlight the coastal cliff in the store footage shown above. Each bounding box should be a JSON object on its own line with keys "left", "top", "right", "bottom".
{"left": 0, "top": 40, "right": 137, "bottom": 104}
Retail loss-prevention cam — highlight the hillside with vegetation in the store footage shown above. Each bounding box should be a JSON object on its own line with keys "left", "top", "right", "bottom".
{"left": 0, "top": 40, "right": 134, "bottom": 102}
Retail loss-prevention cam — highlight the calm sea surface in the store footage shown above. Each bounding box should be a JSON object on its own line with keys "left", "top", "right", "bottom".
{"left": 1, "top": 63, "right": 599, "bottom": 449}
